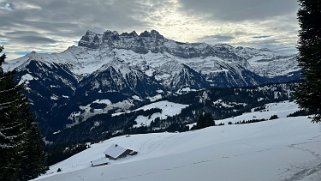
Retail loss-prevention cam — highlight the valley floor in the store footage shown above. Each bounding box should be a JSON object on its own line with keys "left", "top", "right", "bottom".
{"left": 34, "top": 101, "right": 321, "bottom": 181}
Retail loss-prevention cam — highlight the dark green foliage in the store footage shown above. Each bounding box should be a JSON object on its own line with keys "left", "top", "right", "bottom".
{"left": 150, "top": 118, "right": 161, "bottom": 128}
{"left": 295, "top": 0, "right": 321, "bottom": 122}
{"left": 90, "top": 103, "right": 107, "bottom": 109}
{"left": 1, "top": 80, "right": 22, "bottom": 180}
{"left": 253, "top": 105, "right": 266, "bottom": 112}
{"left": 235, "top": 119, "right": 267, "bottom": 125}
{"left": 0, "top": 47, "right": 47, "bottom": 180}
{"left": 195, "top": 113, "right": 215, "bottom": 129}
{"left": 269, "top": 115, "right": 279, "bottom": 120}
{"left": 167, "top": 84, "right": 293, "bottom": 123}
{"left": 166, "top": 123, "right": 189, "bottom": 132}
{"left": 0, "top": 46, "right": 4, "bottom": 75}
{"left": 47, "top": 108, "right": 162, "bottom": 145}
{"left": 18, "top": 125, "right": 47, "bottom": 180}
{"left": 46, "top": 144, "right": 88, "bottom": 165}
{"left": 287, "top": 110, "right": 310, "bottom": 117}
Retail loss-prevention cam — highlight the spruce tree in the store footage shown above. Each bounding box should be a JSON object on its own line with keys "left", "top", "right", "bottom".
{"left": 196, "top": 112, "right": 215, "bottom": 129}
{"left": 295, "top": 0, "right": 321, "bottom": 122}
{"left": 0, "top": 47, "right": 22, "bottom": 180}
{"left": 0, "top": 47, "right": 4, "bottom": 75}
{"left": 0, "top": 47, "right": 47, "bottom": 180}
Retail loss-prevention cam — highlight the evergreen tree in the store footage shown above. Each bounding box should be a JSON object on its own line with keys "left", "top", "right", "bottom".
{"left": 295, "top": 0, "right": 321, "bottom": 122}
{"left": 0, "top": 47, "right": 47, "bottom": 180}
{"left": 196, "top": 112, "right": 215, "bottom": 129}
{"left": 0, "top": 47, "right": 4, "bottom": 75}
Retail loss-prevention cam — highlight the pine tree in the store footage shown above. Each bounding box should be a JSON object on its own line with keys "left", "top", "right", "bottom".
{"left": 295, "top": 0, "right": 321, "bottom": 122}
{"left": 0, "top": 47, "right": 47, "bottom": 180}
{"left": 0, "top": 47, "right": 23, "bottom": 180}
{"left": 196, "top": 112, "right": 215, "bottom": 129}
{"left": 0, "top": 47, "right": 4, "bottom": 75}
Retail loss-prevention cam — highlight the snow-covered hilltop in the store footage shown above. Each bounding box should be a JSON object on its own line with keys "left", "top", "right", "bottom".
{"left": 34, "top": 101, "right": 321, "bottom": 181}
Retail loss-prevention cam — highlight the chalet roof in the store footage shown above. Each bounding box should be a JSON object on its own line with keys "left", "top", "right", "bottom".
{"left": 91, "top": 157, "right": 108, "bottom": 166}
{"left": 104, "top": 144, "right": 129, "bottom": 159}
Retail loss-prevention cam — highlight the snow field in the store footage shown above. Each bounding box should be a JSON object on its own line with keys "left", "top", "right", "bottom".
{"left": 35, "top": 102, "right": 321, "bottom": 181}
{"left": 133, "top": 100, "right": 189, "bottom": 127}
{"left": 217, "top": 101, "right": 300, "bottom": 124}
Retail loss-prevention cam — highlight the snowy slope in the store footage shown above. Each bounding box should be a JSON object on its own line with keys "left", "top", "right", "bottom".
{"left": 133, "top": 100, "right": 189, "bottom": 128}
{"left": 2, "top": 46, "right": 114, "bottom": 79}
{"left": 217, "top": 101, "right": 300, "bottom": 124}
{"left": 35, "top": 102, "right": 321, "bottom": 181}
{"left": 111, "top": 100, "right": 189, "bottom": 128}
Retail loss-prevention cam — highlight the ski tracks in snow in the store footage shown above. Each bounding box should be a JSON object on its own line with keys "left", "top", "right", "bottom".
{"left": 283, "top": 134, "right": 321, "bottom": 181}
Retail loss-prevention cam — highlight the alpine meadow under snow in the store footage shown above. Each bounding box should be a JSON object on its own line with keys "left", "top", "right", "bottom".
{"left": 34, "top": 101, "right": 321, "bottom": 181}
{"left": 132, "top": 100, "right": 189, "bottom": 128}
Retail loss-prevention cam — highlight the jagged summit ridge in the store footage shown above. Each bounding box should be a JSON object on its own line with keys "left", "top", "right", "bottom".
{"left": 78, "top": 29, "right": 165, "bottom": 50}
{"left": 78, "top": 29, "right": 244, "bottom": 60}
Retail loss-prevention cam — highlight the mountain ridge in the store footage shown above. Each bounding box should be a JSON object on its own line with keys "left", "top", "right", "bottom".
{"left": 2, "top": 29, "right": 300, "bottom": 135}
{"left": 5, "top": 29, "right": 298, "bottom": 78}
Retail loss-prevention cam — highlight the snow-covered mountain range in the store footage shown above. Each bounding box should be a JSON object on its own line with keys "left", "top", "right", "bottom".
{"left": 5, "top": 29, "right": 299, "bottom": 87}
{"left": 3, "top": 29, "right": 300, "bottom": 134}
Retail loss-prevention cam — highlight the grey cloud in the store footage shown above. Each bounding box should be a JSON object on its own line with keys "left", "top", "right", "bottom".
{"left": 199, "top": 34, "right": 235, "bottom": 44}
{"left": 5, "top": 31, "right": 43, "bottom": 36}
{"left": 200, "top": 32, "right": 296, "bottom": 55}
{"left": 35, "top": 0, "right": 148, "bottom": 28}
{"left": 0, "top": 0, "right": 159, "bottom": 48}
{"left": 179, "top": 0, "right": 298, "bottom": 22}
{"left": 240, "top": 38, "right": 296, "bottom": 55}
{"left": 253, "top": 35, "right": 272, "bottom": 39}
{"left": 0, "top": 1, "right": 15, "bottom": 10}
{"left": 10, "top": 36, "right": 57, "bottom": 44}
{"left": 4, "top": 31, "right": 58, "bottom": 44}
{"left": 0, "top": 0, "right": 299, "bottom": 59}
{"left": 0, "top": 39, "right": 7, "bottom": 44}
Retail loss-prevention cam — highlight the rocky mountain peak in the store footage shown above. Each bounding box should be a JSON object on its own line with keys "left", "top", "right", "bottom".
{"left": 77, "top": 29, "right": 277, "bottom": 60}
{"left": 78, "top": 29, "right": 167, "bottom": 50}
{"left": 120, "top": 31, "right": 138, "bottom": 37}
{"left": 139, "top": 30, "right": 164, "bottom": 39}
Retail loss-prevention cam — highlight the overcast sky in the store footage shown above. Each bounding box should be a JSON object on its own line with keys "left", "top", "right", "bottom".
{"left": 0, "top": 0, "right": 299, "bottom": 60}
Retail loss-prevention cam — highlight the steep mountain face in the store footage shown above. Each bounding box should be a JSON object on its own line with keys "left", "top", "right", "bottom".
{"left": 154, "top": 61, "right": 209, "bottom": 90}
{"left": 14, "top": 60, "right": 78, "bottom": 134}
{"left": 3, "top": 29, "right": 299, "bottom": 135}
{"left": 78, "top": 58, "right": 164, "bottom": 97}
